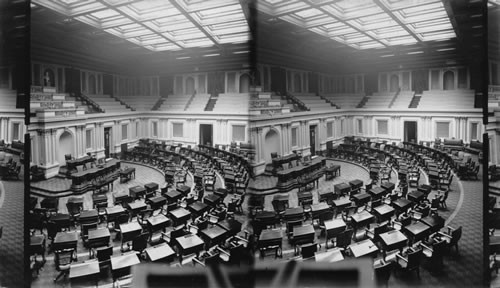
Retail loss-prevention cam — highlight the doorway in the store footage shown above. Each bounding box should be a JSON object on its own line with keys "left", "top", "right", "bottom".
{"left": 404, "top": 121, "right": 418, "bottom": 143}
{"left": 104, "top": 127, "right": 111, "bottom": 159}
{"left": 58, "top": 131, "right": 74, "bottom": 165}
{"left": 309, "top": 125, "right": 317, "bottom": 156}
{"left": 199, "top": 124, "right": 213, "bottom": 146}
{"left": 264, "top": 129, "right": 280, "bottom": 163}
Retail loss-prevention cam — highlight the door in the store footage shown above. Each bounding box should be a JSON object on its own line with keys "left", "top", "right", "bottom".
{"left": 104, "top": 127, "right": 111, "bottom": 159}
{"left": 309, "top": 125, "right": 317, "bottom": 156}
{"left": 404, "top": 121, "right": 417, "bottom": 143}
{"left": 199, "top": 124, "right": 213, "bottom": 146}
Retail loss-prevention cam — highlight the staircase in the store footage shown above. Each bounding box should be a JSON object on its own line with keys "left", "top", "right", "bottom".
{"left": 110, "top": 94, "right": 135, "bottom": 111}
{"left": 152, "top": 95, "right": 166, "bottom": 111}
{"left": 388, "top": 89, "right": 400, "bottom": 108}
{"left": 356, "top": 95, "right": 370, "bottom": 108}
{"left": 205, "top": 97, "right": 218, "bottom": 111}
{"left": 71, "top": 92, "right": 103, "bottom": 113}
{"left": 318, "top": 94, "right": 340, "bottom": 109}
{"left": 409, "top": 94, "right": 422, "bottom": 108}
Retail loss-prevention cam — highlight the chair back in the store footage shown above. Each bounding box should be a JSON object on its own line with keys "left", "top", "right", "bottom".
{"left": 115, "top": 213, "right": 130, "bottom": 226}
{"left": 171, "top": 225, "right": 186, "bottom": 239}
{"left": 286, "top": 220, "right": 303, "bottom": 234}
{"left": 96, "top": 245, "right": 113, "bottom": 264}
{"left": 47, "top": 221, "right": 58, "bottom": 240}
{"left": 301, "top": 243, "right": 318, "bottom": 259}
{"left": 451, "top": 226, "right": 462, "bottom": 246}
{"left": 337, "top": 229, "right": 354, "bottom": 248}
{"left": 132, "top": 233, "right": 149, "bottom": 252}
{"left": 82, "top": 222, "right": 98, "bottom": 237}
{"left": 54, "top": 248, "right": 74, "bottom": 271}
{"left": 407, "top": 249, "right": 423, "bottom": 270}
{"left": 375, "top": 262, "right": 393, "bottom": 286}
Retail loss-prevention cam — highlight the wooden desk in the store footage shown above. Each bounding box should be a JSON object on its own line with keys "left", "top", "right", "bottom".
{"left": 79, "top": 209, "right": 98, "bottom": 224}
{"left": 177, "top": 185, "right": 191, "bottom": 195}
{"left": 311, "top": 202, "right": 331, "bottom": 218}
{"left": 315, "top": 248, "right": 344, "bottom": 263}
{"left": 369, "top": 187, "right": 386, "bottom": 199}
{"left": 200, "top": 226, "right": 228, "bottom": 249}
{"left": 292, "top": 224, "right": 315, "bottom": 247}
{"left": 332, "top": 197, "right": 351, "bottom": 209}
{"left": 379, "top": 230, "right": 408, "bottom": 252}
{"left": 203, "top": 194, "right": 221, "bottom": 207}
{"left": 119, "top": 222, "right": 142, "bottom": 246}
{"left": 165, "top": 190, "right": 182, "bottom": 203}
{"left": 147, "top": 214, "right": 170, "bottom": 236}
{"left": 53, "top": 231, "right": 78, "bottom": 252}
{"left": 372, "top": 204, "right": 395, "bottom": 222}
{"left": 188, "top": 201, "right": 209, "bottom": 217}
{"left": 381, "top": 182, "right": 395, "bottom": 192}
{"left": 407, "top": 190, "right": 425, "bottom": 203}
{"left": 129, "top": 186, "right": 146, "bottom": 199}
{"left": 403, "top": 222, "right": 431, "bottom": 244}
{"left": 120, "top": 167, "right": 135, "bottom": 183}
{"left": 297, "top": 191, "right": 313, "bottom": 203}
{"left": 70, "top": 259, "right": 99, "bottom": 285}
{"left": 110, "top": 252, "right": 140, "bottom": 280}
{"left": 318, "top": 190, "right": 334, "bottom": 203}
{"left": 325, "top": 165, "right": 341, "bottom": 180}
{"left": 144, "top": 182, "right": 159, "bottom": 194}
{"left": 350, "top": 211, "right": 375, "bottom": 230}
{"left": 349, "top": 239, "right": 378, "bottom": 258}
{"left": 145, "top": 243, "right": 175, "bottom": 262}
{"left": 420, "top": 215, "right": 444, "bottom": 233}
{"left": 258, "top": 229, "right": 283, "bottom": 258}
{"left": 106, "top": 206, "right": 125, "bottom": 223}
{"left": 324, "top": 218, "right": 346, "bottom": 247}
{"left": 148, "top": 196, "right": 166, "bottom": 211}
{"left": 127, "top": 201, "right": 147, "bottom": 216}
{"left": 284, "top": 207, "right": 304, "bottom": 221}
{"left": 334, "top": 183, "right": 351, "bottom": 196}
{"left": 176, "top": 234, "right": 205, "bottom": 261}
{"left": 352, "top": 193, "right": 371, "bottom": 207}
{"left": 391, "top": 198, "right": 412, "bottom": 214}
{"left": 30, "top": 235, "right": 46, "bottom": 262}
{"left": 88, "top": 227, "right": 110, "bottom": 249}
{"left": 349, "top": 179, "right": 363, "bottom": 191}
{"left": 217, "top": 219, "right": 242, "bottom": 237}
{"left": 169, "top": 207, "right": 191, "bottom": 226}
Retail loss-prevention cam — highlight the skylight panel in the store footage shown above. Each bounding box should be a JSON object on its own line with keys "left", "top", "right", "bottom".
{"left": 384, "top": 35, "right": 418, "bottom": 45}
{"left": 199, "top": 4, "right": 241, "bottom": 17}
{"left": 295, "top": 8, "right": 323, "bottom": 19}
{"left": 218, "top": 34, "right": 249, "bottom": 43}
{"left": 182, "top": 38, "right": 215, "bottom": 47}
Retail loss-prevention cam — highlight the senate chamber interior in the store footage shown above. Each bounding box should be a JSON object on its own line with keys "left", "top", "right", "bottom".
{"left": 0, "top": 0, "right": 498, "bottom": 287}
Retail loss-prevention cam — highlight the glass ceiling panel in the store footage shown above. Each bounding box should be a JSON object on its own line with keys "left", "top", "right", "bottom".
{"left": 35, "top": 0, "right": 249, "bottom": 51}
{"left": 256, "top": 0, "right": 455, "bottom": 49}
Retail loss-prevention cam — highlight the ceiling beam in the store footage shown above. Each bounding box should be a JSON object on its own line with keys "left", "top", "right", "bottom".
{"left": 372, "top": 0, "right": 424, "bottom": 45}
{"left": 95, "top": 0, "right": 183, "bottom": 50}
{"left": 169, "top": 0, "right": 223, "bottom": 51}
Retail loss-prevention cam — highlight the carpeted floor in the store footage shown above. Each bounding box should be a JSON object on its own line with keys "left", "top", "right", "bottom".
{"left": 0, "top": 177, "right": 25, "bottom": 287}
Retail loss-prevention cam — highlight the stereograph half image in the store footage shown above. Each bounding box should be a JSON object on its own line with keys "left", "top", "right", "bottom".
{"left": 0, "top": 0, "right": 499, "bottom": 287}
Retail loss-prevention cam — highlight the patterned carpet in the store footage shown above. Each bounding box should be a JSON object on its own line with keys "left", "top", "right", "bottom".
{"left": 0, "top": 178, "right": 25, "bottom": 288}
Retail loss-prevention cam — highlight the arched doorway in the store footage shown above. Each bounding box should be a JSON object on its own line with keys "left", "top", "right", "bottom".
{"left": 88, "top": 75, "right": 96, "bottom": 94}
{"left": 43, "top": 69, "right": 55, "bottom": 87}
{"left": 58, "top": 131, "right": 74, "bottom": 166}
{"left": 293, "top": 74, "right": 301, "bottom": 92}
{"left": 239, "top": 74, "right": 250, "bottom": 93}
{"left": 443, "top": 71, "right": 455, "bottom": 90}
{"left": 185, "top": 77, "right": 195, "bottom": 94}
{"left": 263, "top": 129, "right": 280, "bottom": 163}
{"left": 390, "top": 75, "right": 399, "bottom": 92}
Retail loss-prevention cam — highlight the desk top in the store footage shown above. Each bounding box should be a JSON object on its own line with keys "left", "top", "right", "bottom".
{"left": 273, "top": 194, "right": 289, "bottom": 202}
{"left": 349, "top": 239, "right": 378, "bottom": 258}
{"left": 293, "top": 224, "right": 315, "bottom": 238}
{"left": 324, "top": 219, "right": 346, "bottom": 231}
{"left": 144, "top": 182, "right": 159, "bottom": 189}
{"left": 259, "top": 229, "right": 282, "bottom": 242}
{"left": 147, "top": 214, "right": 169, "bottom": 226}
{"left": 404, "top": 222, "right": 431, "bottom": 238}
{"left": 30, "top": 235, "right": 45, "bottom": 247}
{"left": 201, "top": 226, "right": 227, "bottom": 240}
{"left": 70, "top": 259, "right": 100, "bottom": 279}
{"left": 119, "top": 222, "right": 142, "bottom": 234}
{"left": 50, "top": 213, "right": 70, "bottom": 222}
{"left": 165, "top": 190, "right": 182, "bottom": 198}
{"left": 392, "top": 198, "right": 412, "bottom": 209}
{"left": 420, "top": 215, "right": 444, "bottom": 229}
{"left": 311, "top": 202, "right": 331, "bottom": 212}
{"left": 204, "top": 194, "right": 220, "bottom": 203}
{"left": 128, "top": 201, "right": 147, "bottom": 211}
{"left": 129, "top": 186, "right": 146, "bottom": 193}
{"left": 379, "top": 230, "right": 408, "bottom": 247}
{"left": 381, "top": 182, "right": 395, "bottom": 190}
{"left": 177, "top": 234, "right": 204, "bottom": 250}
{"left": 169, "top": 207, "right": 191, "bottom": 219}
{"left": 88, "top": 227, "right": 110, "bottom": 240}
{"left": 217, "top": 219, "right": 242, "bottom": 233}
{"left": 80, "top": 209, "right": 98, "bottom": 219}
{"left": 373, "top": 204, "right": 395, "bottom": 216}
{"left": 120, "top": 167, "right": 135, "bottom": 174}
{"left": 189, "top": 201, "right": 209, "bottom": 213}
{"left": 352, "top": 193, "right": 371, "bottom": 201}
{"left": 314, "top": 248, "right": 344, "bottom": 263}
{"left": 351, "top": 211, "right": 374, "bottom": 224}
{"left": 106, "top": 206, "right": 125, "bottom": 215}
{"left": 111, "top": 252, "right": 140, "bottom": 271}
{"left": 145, "top": 243, "right": 175, "bottom": 262}
{"left": 255, "top": 210, "right": 276, "bottom": 220}
{"left": 284, "top": 207, "right": 303, "bottom": 217}
{"left": 72, "top": 159, "right": 120, "bottom": 178}
{"left": 54, "top": 231, "right": 78, "bottom": 244}
{"left": 149, "top": 196, "right": 166, "bottom": 204}
{"left": 370, "top": 187, "right": 386, "bottom": 195}
{"left": 332, "top": 197, "right": 351, "bottom": 207}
